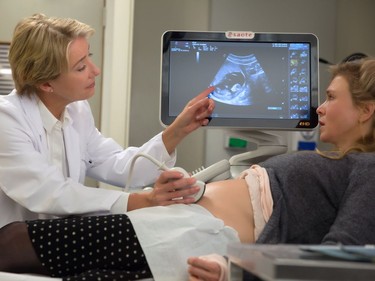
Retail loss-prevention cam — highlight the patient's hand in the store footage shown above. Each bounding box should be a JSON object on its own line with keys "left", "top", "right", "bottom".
{"left": 187, "top": 256, "right": 224, "bottom": 281}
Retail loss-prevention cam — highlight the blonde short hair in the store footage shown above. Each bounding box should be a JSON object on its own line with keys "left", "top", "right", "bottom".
{"left": 8, "top": 13, "right": 95, "bottom": 95}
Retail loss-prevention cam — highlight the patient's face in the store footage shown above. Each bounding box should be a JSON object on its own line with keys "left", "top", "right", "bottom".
{"left": 317, "top": 75, "right": 361, "bottom": 150}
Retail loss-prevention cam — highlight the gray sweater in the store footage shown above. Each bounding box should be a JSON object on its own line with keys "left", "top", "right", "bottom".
{"left": 257, "top": 151, "right": 375, "bottom": 245}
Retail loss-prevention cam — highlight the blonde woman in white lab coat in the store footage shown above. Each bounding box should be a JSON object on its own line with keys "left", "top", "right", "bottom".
{"left": 0, "top": 13, "right": 215, "bottom": 228}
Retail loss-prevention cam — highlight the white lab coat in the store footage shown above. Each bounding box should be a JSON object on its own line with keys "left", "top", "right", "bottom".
{"left": 0, "top": 90, "right": 176, "bottom": 227}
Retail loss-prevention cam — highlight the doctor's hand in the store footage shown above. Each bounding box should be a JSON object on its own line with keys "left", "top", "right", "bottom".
{"left": 149, "top": 169, "right": 201, "bottom": 205}
{"left": 162, "top": 86, "right": 215, "bottom": 155}
{"left": 127, "top": 170, "right": 201, "bottom": 211}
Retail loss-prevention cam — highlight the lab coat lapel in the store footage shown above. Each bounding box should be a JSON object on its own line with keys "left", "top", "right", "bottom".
{"left": 20, "top": 93, "right": 81, "bottom": 182}
{"left": 63, "top": 126, "right": 81, "bottom": 181}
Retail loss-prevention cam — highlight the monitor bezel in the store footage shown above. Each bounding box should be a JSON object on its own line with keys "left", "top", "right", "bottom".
{"left": 160, "top": 30, "right": 319, "bottom": 130}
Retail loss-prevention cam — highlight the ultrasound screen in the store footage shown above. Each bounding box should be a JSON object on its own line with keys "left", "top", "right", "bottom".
{"left": 161, "top": 31, "right": 319, "bottom": 129}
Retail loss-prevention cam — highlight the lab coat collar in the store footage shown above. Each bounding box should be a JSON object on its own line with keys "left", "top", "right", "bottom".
{"left": 38, "top": 99, "right": 72, "bottom": 133}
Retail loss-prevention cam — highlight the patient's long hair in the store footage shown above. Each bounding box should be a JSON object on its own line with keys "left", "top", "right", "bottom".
{"left": 318, "top": 58, "right": 375, "bottom": 158}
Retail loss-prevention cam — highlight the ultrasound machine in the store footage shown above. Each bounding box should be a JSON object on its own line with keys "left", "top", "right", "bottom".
{"left": 159, "top": 30, "right": 319, "bottom": 180}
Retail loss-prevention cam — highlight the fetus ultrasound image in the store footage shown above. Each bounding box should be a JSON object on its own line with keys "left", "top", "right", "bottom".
{"left": 209, "top": 54, "right": 272, "bottom": 106}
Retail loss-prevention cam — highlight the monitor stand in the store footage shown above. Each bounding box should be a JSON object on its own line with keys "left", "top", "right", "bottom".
{"left": 228, "top": 130, "right": 288, "bottom": 178}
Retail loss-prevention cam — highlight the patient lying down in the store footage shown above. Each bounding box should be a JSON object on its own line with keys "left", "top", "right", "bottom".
{"left": 1, "top": 150, "right": 375, "bottom": 281}
{"left": 0, "top": 169, "right": 256, "bottom": 281}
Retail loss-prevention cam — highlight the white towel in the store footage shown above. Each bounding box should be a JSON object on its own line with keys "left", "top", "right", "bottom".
{"left": 127, "top": 204, "right": 239, "bottom": 281}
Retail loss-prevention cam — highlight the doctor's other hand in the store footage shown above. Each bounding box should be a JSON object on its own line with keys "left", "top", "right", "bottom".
{"left": 149, "top": 169, "right": 200, "bottom": 205}
{"left": 187, "top": 256, "right": 223, "bottom": 281}
{"left": 127, "top": 170, "right": 199, "bottom": 211}
{"left": 162, "top": 86, "right": 215, "bottom": 154}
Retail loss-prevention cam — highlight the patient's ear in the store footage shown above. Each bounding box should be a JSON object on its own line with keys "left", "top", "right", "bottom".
{"left": 359, "top": 102, "right": 375, "bottom": 123}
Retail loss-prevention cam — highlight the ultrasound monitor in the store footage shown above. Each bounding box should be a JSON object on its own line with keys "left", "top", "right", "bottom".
{"left": 160, "top": 31, "right": 319, "bottom": 130}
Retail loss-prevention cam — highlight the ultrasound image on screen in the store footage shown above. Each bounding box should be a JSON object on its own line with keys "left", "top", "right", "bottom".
{"left": 167, "top": 40, "right": 311, "bottom": 121}
{"left": 209, "top": 54, "right": 272, "bottom": 106}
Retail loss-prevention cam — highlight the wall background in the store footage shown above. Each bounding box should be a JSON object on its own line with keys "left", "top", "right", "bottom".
{"left": 130, "top": 0, "right": 375, "bottom": 170}
{"left": 1, "top": 0, "right": 374, "bottom": 176}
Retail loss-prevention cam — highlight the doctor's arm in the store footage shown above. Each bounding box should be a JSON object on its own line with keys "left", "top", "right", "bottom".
{"left": 162, "top": 87, "right": 215, "bottom": 155}
{"left": 85, "top": 87, "right": 214, "bottom": 188}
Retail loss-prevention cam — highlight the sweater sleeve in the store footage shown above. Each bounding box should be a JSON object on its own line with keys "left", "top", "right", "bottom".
{"left": 322, "top": 154, "right": 375, "bottom": 245}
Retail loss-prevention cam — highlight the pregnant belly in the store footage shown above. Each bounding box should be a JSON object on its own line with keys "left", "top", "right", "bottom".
{"left": 197, "top": 178, "right": 255, "bottom": 243}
